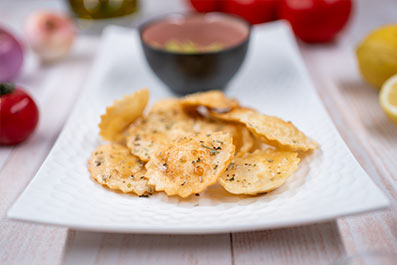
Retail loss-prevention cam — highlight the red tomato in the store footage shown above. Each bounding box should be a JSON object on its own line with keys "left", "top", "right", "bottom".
{"left": 222, "top": 0, "right": 280, "bottom": 25}
{"left": 280, "top": 0, "right": 352, "bottom": 43}
{"left": 0, "top": 83, "right": 39, "bottom": 145}
{"left": 188, "top": 0, "right": 220, "bottom": 12}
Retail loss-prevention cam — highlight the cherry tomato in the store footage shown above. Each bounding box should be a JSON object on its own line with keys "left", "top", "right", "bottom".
{"left": 188, "top": 0, "right": 220, "bottom": 12}
{"left": 0, "top": 83, "right": 39, "bottom": 145}
{"left": 280, "top": 0, "right": 352, "bottom": 43}
{"left": 222, "top": 0, "right": 280, "bottom": 25}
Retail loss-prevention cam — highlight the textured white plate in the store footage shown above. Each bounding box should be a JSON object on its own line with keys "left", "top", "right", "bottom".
{"left": 8, "top": 21, "right": 389, "bottom": 234}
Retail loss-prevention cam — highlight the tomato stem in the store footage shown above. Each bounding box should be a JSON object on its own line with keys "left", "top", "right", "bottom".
{"left": 0, "top": 83, "right": 15, "bottom": 96}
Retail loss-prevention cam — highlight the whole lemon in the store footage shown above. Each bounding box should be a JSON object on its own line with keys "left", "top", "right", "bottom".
{"left": 356, "top": 25, "right": 397, "bottom": 89}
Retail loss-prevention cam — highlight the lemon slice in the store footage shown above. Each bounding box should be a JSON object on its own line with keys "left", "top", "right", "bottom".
{"left": 380, "top": 74, "right": 397, "bottom": 124}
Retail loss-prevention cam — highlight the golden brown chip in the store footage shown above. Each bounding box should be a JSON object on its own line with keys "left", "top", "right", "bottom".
{"left": 145, "top": 132, "right": 235, "bottom": 198}
{"left": 192, "top": 117, "right": 239, "bottom": 138}
{"left": 211, "top": 108, "right": 318, "bottom": 152}
{"left": 149, "top": 98, "right": 185, "bottom": 115}
{"left": 88, "top": 144, "right": 152, "bottom": 196}
{"left": 183, "top": 117, "right": 253, "bottom": 157}
{"left": 180, "top": 90, "right": 239, "bottom": 111}
{"left": 235, "top": 126, "right": 255, "bottom": 156}
{"left": 99, "top": 89, "right": 149, "bottom": 142}
{"left": 218, "top": 149, "right": 300, "bottom": 195}
{"left": 126, "top": 99, "right": 193, "bottom": 161}
{"left": 127, "top": 100, "right": 237, "bottom": 162}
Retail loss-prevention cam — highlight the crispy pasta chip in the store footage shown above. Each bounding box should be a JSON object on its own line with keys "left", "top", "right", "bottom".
{"left": 88, "top": 144, "right": 152, "bottom": 196}
{"left": 183, "top": 117, "right": 253, "bottom": 156}
{"left": 180, "top": 90, "right": 239, "bottom": 111}
{"left": 145, "top": 132, "right": 235, "bottom": 198}
{"left": 235, "top": 126, "right": 255, "bottom": 156}
{"left": 91, "top": 89, "right": 318, "bottom": 198}
{"left": 211, "top": 108, "right": 318, "bottom": 152}
{"left": 99, "top": 89, "right": 149, "bottom": 142}
{"left": 218, "top": 149, "right": 300, "bottom": 195}
{"left": 126, "top": 99, "right": 193, "bottom": 161}
{"left": 192, "top": 117, "right": 239, "bottom": 140}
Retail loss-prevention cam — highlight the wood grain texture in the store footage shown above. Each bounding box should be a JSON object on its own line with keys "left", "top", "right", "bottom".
{"left": 0, "top": 35, "right": 97, "bottom": 265}
{"left": 232, "top": 223, "right": 345, "bottom": 265}
{"left": 297, "top": 1, "right": 397, "bottom": 256}
{"left": 301, "top": 46, "right": 397, "bottom": 254}
{"left": 63, "top": 231, "right": 232, "bottom": 265}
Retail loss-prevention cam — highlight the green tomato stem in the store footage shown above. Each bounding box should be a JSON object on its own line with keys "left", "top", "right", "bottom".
{"left": 0, "top": 83, "right": 15, "bottom": 96}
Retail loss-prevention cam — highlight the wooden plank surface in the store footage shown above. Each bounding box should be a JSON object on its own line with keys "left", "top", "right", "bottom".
{"left": 0, "top": 36, "right": 97, "bottom": 264}
{"left": 301, "top": 46, "right": 397, "bottom": 254}
{"left": 0, "top": 0, "right": 396, "bottom": 265}
{"left": 298, "top": 0, "right": 397, "bottom": 255}
{"left": 63, "top": 232, "right": 232, "bottom": 265}
{"left": 232, "top": 223, "right": 345, "bottom": 265}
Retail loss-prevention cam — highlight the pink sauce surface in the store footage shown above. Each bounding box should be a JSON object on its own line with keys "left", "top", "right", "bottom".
{"left": 142, "top": 13, "right": 250, "bottom": 51}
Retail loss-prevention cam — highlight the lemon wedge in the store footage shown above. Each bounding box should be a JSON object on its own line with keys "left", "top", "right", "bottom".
{"left": 380, "top": 74, "right": 397, "bottom": 124}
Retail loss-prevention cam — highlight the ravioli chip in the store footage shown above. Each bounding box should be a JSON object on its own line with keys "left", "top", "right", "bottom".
{"left": 182, "top": 117, "right": 253, "bottom": 157}
{"left": 126, "top": 99, "right": 193, "bottom": 161}
{"left": 145, "top": 132, "right": 235, "bottom": 198}
{"left": 235, "top": 126, "right": 255, "bottom": 156}
{"left": 88, "top": 144, "right": 152, "bottom": 196}
{"left": 192, "top": 117, "right": 239, "bottom": 140}
{"left": 180, "top": 90, "right": 239, "bottom": 111}
{"left": 99, "top": 89, "right": 149, "bottom": 142}
{"left": 211, "top": 108, "right": 318, "bottom": 151}
{"left": 218, "top": 149, "right": 300, "bottom": 195}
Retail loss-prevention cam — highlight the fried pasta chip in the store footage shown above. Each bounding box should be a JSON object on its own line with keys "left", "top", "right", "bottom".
{"left": 127, "top": 99, "right": 193, "bottom": 161}
{"left": 218, "top": 149, "right": 300, "bottom": 195}
{"left": 211, "top": 108, "right": 318, "bottom": 152}
{"left": 186, "top": 117, "right": 254, "bottom": 156}
{"left": 99, "top": 89, "right": 149, "bottom": 142}
{"left": 180, "top": 90, "right": 239, "bottom": 111}
{"left": 235, "top": 126, "right": 255, "bottom": 156}
{"left": 92, "top": 89, "right": 318, "bottom": 199}
{"left": 88, "top": 144, "right": 152, "bottom": 196}
{"left": 145, "top": 132, "right": 235, "bottom": 198}
{"left": 192, "top": 117, "right": 239, "bottom": 139}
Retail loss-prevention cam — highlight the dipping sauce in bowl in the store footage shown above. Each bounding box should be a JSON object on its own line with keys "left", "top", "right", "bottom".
{"left": 142, "top": 14, "right": 249, "bottom": 53}
{"left": 139, "top": 13, "right": 251, "bottom": 94}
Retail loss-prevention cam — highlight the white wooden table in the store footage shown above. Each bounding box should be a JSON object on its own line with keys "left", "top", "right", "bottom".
{"left": 1, "top": 1, "right": 396, "bottom": 264}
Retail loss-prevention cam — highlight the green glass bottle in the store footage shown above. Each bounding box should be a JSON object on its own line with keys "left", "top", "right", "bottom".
{"left": 68, "top": 0, "right": 138, "bottom": 19}
{"left": 67, "top": 0, "right": 139, "bottom": 33}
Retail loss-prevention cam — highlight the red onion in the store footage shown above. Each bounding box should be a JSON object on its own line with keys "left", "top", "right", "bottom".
{"left": 0, "top": 27, "right": 24, "bottom": 82}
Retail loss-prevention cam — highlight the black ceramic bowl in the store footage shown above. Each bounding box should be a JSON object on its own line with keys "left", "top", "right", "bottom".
{"left": 139, "top": 13, "right": 251, "bottom": 95}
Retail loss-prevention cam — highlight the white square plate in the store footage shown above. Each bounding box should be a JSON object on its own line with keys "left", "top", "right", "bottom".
{"left": 8, "top": 21, "right": 389, "bottom": 234}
